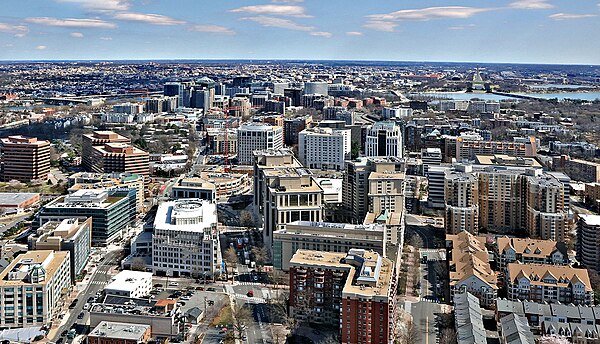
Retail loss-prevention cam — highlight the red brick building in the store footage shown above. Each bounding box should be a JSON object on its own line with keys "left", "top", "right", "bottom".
{"left": 289, "top": 249, "right": 397, "bottom": 344}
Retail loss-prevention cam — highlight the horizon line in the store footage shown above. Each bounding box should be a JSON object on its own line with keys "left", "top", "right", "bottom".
{"left": 0, "top": 58, "right": 598, "bottom": 67}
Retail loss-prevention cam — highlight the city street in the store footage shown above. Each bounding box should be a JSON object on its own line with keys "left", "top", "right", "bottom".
{"left": 49, "top": 248, "right": 122, "bottom": 343}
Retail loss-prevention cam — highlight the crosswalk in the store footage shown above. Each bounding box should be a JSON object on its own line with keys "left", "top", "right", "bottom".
{"left": 235, "top": 294, "right": 265, "bottom": 304}
{"left": 89, "top": 280, "right": 108, "bottom": 286}
{"left": 235, "top": 281, "right": 262, "bottom": 286}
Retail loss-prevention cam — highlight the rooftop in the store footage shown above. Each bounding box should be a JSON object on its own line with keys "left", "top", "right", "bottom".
{"left": 89, "top": 321, "right": 150, "bottom": 341}
{"left": 0, "top": 192, "right": 39, "bottom": 205}
{"left": 0, "top": 250, "right": 69, "bottom": 286}
{"left": 105, "top": 270, "right": 152, "bottom": 293}
{"left": 154, "top": 199, "right": 217, "bottom": 232}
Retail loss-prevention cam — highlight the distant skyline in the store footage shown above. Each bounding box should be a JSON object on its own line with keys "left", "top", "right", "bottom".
{"left": 0, "top": 0, "right": 599, "bottom": 64}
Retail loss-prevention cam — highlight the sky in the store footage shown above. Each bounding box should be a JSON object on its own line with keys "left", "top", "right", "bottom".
{"left": 0, "top": 0, "right": 599, "bottom": 64}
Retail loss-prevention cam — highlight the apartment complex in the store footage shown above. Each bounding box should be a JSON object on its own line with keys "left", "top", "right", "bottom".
{"left": 555, "top": 156, "right": 600, "bottom": 183}
{"left": 272, "top": 221, "right": 386, "bottom": 270}
{"left": 439, "top": 166, "right": 568, "bottom": 240}
{"left": 284, "top": 115, "right": 313, "bottom": 145}
{"left": 36, "top": 189, "right": 136, "bottom": 246}
{"left": 452, "top": 136, "right": 537, "bottom": 161}
{"left": 82, "top": 131, "right": 149, "bottom": 176}
{"left": 152, "top": 199, "right": 221, "bottom": 278}
{"left": 447, "top": 231, "right": 498, "bottom": 308}
{"left": 289, "top": 249, "right": 396, "bottom": 344}
{"left": 68, "top": 172, "right": 145, "bottom": 213}
{"left": 365, "top": 121, "right": 403, "bottom": 158}
{"left": 576, "top": 214, "right": 600, "bottom": 273}
{"left": 0, "top": 250, "right": 71, "bottom": 328}
{"left": 496, "top": 237, "right": 568, "bottom": 272}
{"left": 298, "top": 126, "right": 351, "bottom": 171}
{"left": 28, "top": 217, "right": 92, "bottom": 281}
{"left": 0, "top": 136, "right": 50, "bottom": 182}
{"left": 506, "top": 263, "right": 593, "bottom": 305}
{"left": 445, "top": 166, "right": 479, "bottom": 234}
{"left": 237, "top": 123, "right": 283, "bottom": 165}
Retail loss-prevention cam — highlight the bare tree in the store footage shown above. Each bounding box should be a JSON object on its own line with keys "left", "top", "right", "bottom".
{"left": 439, "top": 328, "right": 457, "bottom": 344}
{"left": 233, "top": 304, "right": 252, "bottom": 339}
{"left": 223, "top": 247, "right": 238, "bottom": 278}
{"left": 131, "top": 257, "right": 147, "bottom": 272}
{"left": 251, "top": 246, "right": 268, "bottom": 272}
{"left": 267, "top": 269, "right": 288, "bottom": 287}
{"left": 240, "top": 210, "right": 255, "bottom": 228}
{"left": 399, "top": 319, "right": 421, "bottom": 344}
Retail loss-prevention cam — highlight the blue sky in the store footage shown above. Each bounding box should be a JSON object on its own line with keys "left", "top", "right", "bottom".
{"left": 0, "top": 0, "right": 599, "bottom": 64}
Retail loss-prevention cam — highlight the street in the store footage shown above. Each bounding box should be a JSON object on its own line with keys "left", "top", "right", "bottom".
{"left": 49, "top": 249, "right": 122, "bottom": 343}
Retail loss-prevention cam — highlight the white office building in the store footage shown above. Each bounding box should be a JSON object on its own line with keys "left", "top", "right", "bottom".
{"left": 152, "top": 199, "right": 221, "bottom": 278}
{"left": 104, "top": 270, "right": 152, "bottom": 299}
{"left": 298, "top": 127, "right": 351, "bottom": 170}
{"left": 237, "top": 123, "right": 283, "bottom": 165}
{"left": 382, "top": 106, "right": 413, "bottom": 119}
{"left": 365, "top": 121, "right": 403, "bottom": 158}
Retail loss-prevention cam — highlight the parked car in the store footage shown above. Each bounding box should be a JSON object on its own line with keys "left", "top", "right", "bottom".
{"left": 207, "top": 287, "right": 216, "bottom": 292}
{"left": 247, "top": 290, "right": 254, "bottom": 297}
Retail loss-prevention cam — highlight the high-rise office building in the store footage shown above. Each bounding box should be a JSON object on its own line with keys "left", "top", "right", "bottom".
{"left": 298, "top": 127, "right": 351, "bottom": 171}
{"left": 365, "top": 122, "right": 403, "bottom": 158}
{"left": 576, "top": 214, "right": 600, "bottom": 273}
{"left": 303, "top": 82, "right": 329, "bottom": 95}
{"left": 83, "top": 131, "right": 149, "bottom": 176}
{"left": 36, "top": 189, "right": 136, "bottom": 246}
{"left": 237, "top": 123, "right": 283, "bottom": 165}
{"left": 283, "top": 116, "right": 312, "bottom": 146}
{"left": 0, "top": 136, "right": 50, "bottom": 182}
{"left": 152, "top": 199, "right": 221, "bottom": 278}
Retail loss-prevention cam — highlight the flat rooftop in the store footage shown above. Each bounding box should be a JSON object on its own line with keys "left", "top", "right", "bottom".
{"left": 154, "top": 199, "right": 217, "bottom": 232}
{"left": 89, "top": 321, "right": 150, "bottom": 341}
{"left": 0, "top": 192, "right": 39, "bottom": 205}
{"left": 0, "top": 250, "right": 69, "bottom": 286}
{"left": 105, "top": 270, "right": 152, "bottom": 293}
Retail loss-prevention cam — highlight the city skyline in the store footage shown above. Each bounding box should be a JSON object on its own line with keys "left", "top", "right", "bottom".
{"left": 0, "top": 0, "right": 599, "bottom": 64}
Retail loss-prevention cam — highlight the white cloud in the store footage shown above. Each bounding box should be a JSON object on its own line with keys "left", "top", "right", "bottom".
{"left": 549, "top": 13, "right": 598, "bottom": 20}
{"left": 26, "top": 17, "right": 117, "bottom": 29}
{"left": 100, "top": 36, "right": 112, "bottom": 40}
{"left": 346, "top": 31, "right": 363, "bottom": 36}
{"left": 0, "top": 23, "right": 29, "bottom": 37}
{"left": 448, "top": 24, "right": 477, "bottom": 30}
{"left": 310, "top": 31, "right": 332, "bottom": 38}
{"left": 363, "top": 21, "right": 397, "bottom": 32}
{"left": 509, "top": 0, "right": 554, "bottom": 9}
{"left": 112, "top": 12, "right": 186, "bottom": 25}
{"left": 368, "top": 6, "right": 490, "bottom": 21}
{"left": 241, "top": 16, "right": 315, "bottom": 31}
{"left": 70, "top": 32, "right": 84, "bottom": 38}
{"left": 230, "top": 5, "right": 311, "bottom": 18}
{"left": 56, "top": 0, "right": 130, "bottom": 11}
{"left": 35, "top": 45, "right": 47, "bottom": 50}
{"left": 189, "top": 24, "right": 236, "bottom": 35}
{"left": 271, "top": 0, "right": 304, "bottom": 3}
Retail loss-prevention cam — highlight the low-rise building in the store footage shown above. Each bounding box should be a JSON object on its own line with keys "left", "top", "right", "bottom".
{"left": 28, "top": 218, "right": 92, "bottom": 281}
{"left": 454, "top": 292, "right": 487, "bottom": 344}
{"left": 104, "top": 270, "right": 152, "bottom": 299}
{"left": 0, "top": 192, "right": 40, "bottom": 214}
{"left": 506, "top": 263, "right": 593, "bottom": 305}
{"left": 172, "top": 173, "right": 250, "bottom": 202}
{"left": 496, "top": 237, "right": 568, "bottom": 272}
{"left": 447, "top": 231, "right": 498, "bottom": 308}
{"left": 88, "top": 321, "right": 151, "bottom": 344}
{"left": 0, "top": 250, "right": 71, "bottom": 328}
